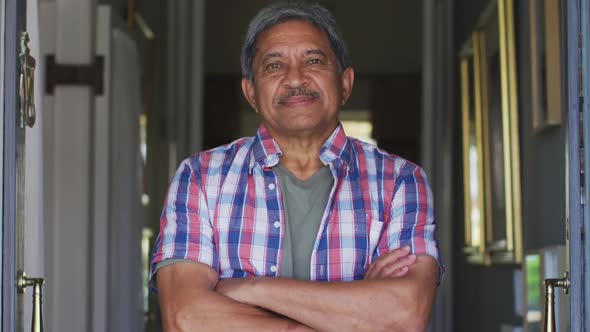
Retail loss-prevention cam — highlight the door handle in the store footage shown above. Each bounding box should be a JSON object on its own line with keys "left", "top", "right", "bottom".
{"left": 17, "top": 271, "right": 44, "bottom": 332}
{"left": 542, "top": 272, "right": 569, "bottom": 332}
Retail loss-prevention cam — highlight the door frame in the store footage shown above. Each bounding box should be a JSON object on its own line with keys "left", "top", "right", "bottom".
{"left": 582, "top": 0, "right": 590, "bottom": 328}
{"left": 566, "top": 0, "right": 585, "bottom": 330}
{"left": 2, "top": 0, "right": 25, "bottom": 331}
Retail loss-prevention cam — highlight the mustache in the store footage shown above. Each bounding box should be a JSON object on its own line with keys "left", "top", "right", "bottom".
{"left": 275, "top": 87, "right": 320, "bottom": 105}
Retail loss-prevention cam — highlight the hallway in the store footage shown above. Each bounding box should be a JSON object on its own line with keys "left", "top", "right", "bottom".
{"left": 1, "top": 0, "right": 589, "bottom": 331}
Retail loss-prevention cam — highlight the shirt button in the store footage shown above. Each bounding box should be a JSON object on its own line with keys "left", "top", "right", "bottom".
{"left": 270, "top": 265, "right": 278, "bottom": 273}
{"left": 273, "top": 221, "right": 281, "bottom": 228}
{"left": 268, "top": 183, "right": 276, "bottom": 190}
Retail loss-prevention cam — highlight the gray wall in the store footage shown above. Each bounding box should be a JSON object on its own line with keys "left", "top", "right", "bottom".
{"left": 452, "top": 0, "right": 567, "bottom": 331}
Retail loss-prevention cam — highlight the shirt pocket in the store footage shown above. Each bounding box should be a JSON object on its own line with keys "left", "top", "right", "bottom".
{"left": 368, "top": 218, "right": 385, "bottom": 262}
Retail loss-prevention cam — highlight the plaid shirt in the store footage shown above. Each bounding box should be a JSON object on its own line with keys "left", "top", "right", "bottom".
{"left": 150, "top": 124, "right": 442, "bottom": 289}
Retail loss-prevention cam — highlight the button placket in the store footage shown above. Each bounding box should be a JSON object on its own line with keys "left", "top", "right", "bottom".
{"left": 263, "top": 168, "right": 282, "bottom": 276}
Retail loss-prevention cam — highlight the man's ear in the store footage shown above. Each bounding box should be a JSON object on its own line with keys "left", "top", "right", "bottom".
{"left": 340, "top": 67, "right": 355, "bottom": 106}
{"left": 241, "top": 78, "right": 258, "bottom": 112}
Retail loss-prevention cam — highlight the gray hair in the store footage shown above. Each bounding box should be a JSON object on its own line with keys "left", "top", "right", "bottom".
{"left": 241, "top": 1, "right": 351, "bottom": 80}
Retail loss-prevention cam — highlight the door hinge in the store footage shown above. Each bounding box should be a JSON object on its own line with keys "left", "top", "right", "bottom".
{"left": 45, "top": 55, "right": 105, "bottom": 95}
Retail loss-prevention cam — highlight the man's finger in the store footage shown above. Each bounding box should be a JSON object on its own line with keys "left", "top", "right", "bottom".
{"left": 379, "top": 254, "right": 416, "bottom": 278}
{"left": 364, "top": 246, "right": 412, "bottom": 279}
{"left": 369, "top": 255, "right": 415, "bottom": 279}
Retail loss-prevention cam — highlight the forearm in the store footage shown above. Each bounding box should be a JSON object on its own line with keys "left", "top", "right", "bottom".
{"left": 218, "top": 257, "right": 438, "bottom": 332}
{"left": 162, "top": 287, "right": 315, "bottom": 332}
{"left": 156, "top": 262, "right": 316, "bottom": 332}
{"left": 246, "top": 278, "right": 420, "bottom": 332}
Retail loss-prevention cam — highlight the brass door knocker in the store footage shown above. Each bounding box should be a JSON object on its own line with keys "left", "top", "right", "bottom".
{"left": 19, "top": 31, "right": 36, "bottom": 128}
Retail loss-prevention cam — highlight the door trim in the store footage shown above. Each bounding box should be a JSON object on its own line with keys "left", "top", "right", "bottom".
{"left": 0, "top": 0, "right": 5, "bottom": 325}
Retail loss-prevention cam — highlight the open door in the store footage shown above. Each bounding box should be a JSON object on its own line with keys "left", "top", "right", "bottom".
{"left": 541, "top": 0, "right": 588, "bottom": 330}
{"left": 2, "top": 0, "right": 45, "bottom": 331}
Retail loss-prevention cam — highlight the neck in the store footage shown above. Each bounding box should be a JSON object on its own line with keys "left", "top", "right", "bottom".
{"left": 268, "top": 125, "right": 335, "bottom": 180}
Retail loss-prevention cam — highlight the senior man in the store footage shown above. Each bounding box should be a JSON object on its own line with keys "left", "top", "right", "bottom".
{"left": 151, "top": 2, "right": 442, "bottom": 331}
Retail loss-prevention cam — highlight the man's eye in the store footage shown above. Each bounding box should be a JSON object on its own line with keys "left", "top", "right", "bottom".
{"left": 266, "top": 63, "right": 281, "bottom": 70}
{"left": 308, "top": 58, "right": 323, "bottom": 65}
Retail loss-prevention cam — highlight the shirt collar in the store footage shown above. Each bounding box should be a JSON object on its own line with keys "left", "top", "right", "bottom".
{"left": 319, "top": 123, "right": 353, "bottom": 167}
{"left": 250, "top": 123, "right": 352, "bottom": 171}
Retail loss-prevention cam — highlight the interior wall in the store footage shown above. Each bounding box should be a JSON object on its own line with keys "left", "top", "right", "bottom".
{"left": 370, "top": 75, "right": 422, "bottom": 164}
{"left": 204, "top": 0, "right": 422, "bottom": 75}
{"left": 452, "top": 0, "right": 567, "bottom": 331}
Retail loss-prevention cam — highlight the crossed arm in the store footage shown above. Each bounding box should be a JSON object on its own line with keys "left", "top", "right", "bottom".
{"left": 157, "top": 247, "right": 438, "bottom": 332}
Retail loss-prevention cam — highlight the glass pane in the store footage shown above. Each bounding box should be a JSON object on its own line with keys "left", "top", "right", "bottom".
{"left": 467, "top": 56, "right": 481, "bottom": 247}
{"left": 525, "top": 253, "right": 542, "bottom": 332}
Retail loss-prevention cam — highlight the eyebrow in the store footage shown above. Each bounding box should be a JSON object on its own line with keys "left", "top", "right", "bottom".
{"left": 260, "top": 52, "right": 283, "bottom": 64}
{"left": 305, "top": 49, "right": 328, "bottom": 57}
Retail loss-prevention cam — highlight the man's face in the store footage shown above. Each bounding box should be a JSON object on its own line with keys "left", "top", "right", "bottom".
{"left": 242, "top": 20, "right": 354, "bottom": 139}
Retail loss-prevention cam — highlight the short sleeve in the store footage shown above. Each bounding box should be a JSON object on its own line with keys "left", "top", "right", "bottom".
{"left": 377, "top": 163, "right": 444, "bottom": 283}
{"left": 149, "top": 158, "right": 219, "bottom": 292}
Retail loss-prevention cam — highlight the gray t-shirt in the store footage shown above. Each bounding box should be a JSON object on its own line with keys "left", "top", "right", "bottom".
{"left": 274, "top": 163, "right": 333, "bottom": 280}
{"left": 155, "top": 163, "right": 334, "bottom": 280}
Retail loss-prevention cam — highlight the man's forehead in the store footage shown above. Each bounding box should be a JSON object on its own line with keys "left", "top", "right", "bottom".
{"left": 254, "top": 21, "right": 332, "bottom": 56}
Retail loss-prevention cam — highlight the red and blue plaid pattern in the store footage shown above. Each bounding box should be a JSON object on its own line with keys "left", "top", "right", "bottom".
{"left": 150, "top": 124, "right": 442, "bottom": 289}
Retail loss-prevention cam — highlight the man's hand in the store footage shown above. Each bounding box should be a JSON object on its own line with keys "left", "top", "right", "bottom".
{"left": 215, "top": 277, "right": 255, "bottom": 305}
{"left": 364, "top": 246, "right": 417, "bottom": 280}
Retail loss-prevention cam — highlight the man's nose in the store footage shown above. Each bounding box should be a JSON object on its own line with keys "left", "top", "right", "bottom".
{"left": 283, "top": 65, "right": 308, "bottom": 88}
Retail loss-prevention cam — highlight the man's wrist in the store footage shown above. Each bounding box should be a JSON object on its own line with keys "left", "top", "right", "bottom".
{"left": 245, "top": 276, "right": 266, "bottom": 305}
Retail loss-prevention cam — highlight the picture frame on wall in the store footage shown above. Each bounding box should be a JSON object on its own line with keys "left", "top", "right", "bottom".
{"left": 459, "top": 35, "right": 489, "bottom": 265}
{"left": 529, "top": 0, "right": 563, "bottom": 132}
{"left": 478, "top": 0, "right": 522, "bottom": 264}
{"left": 459, "top": 0, "right": 523, "bottom": 266}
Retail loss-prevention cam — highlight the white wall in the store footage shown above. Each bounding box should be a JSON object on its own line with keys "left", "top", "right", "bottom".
{"left": 41, "top": 1, "right": 98, "bottom": 331}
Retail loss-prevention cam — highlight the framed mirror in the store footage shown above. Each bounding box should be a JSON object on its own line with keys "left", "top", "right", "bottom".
{"left": 477, "top": 0, "right": 523, "bottom": 264}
